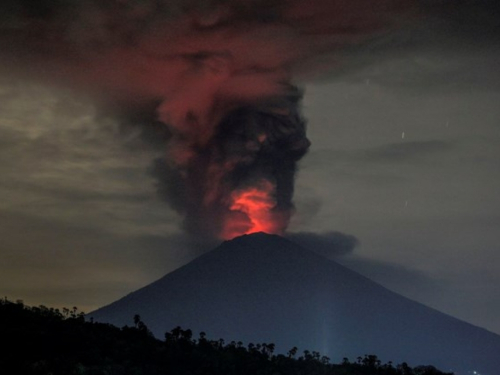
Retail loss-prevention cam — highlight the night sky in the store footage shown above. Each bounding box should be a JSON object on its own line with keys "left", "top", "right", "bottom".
{"left": 1, "top": 0, "right": 499, "bottom": 336}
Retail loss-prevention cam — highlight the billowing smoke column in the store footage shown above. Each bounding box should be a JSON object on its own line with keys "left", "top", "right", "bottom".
{"left": 153, "top": 88, "right": 309, "bottom": 239}
{"left": 0, "top": 0, "right": 414, "bottom": 240}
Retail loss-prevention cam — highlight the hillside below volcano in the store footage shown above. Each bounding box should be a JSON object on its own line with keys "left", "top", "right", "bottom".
{"left": 90, "top": 233, "right": 500, "bottom": 375}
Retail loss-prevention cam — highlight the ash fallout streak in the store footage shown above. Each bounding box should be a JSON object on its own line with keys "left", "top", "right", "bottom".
{"left": 1, "top": 0, "right": 414, "bottom": 240}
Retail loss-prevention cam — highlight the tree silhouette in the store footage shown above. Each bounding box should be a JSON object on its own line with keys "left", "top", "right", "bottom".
{"left": 0, "top": 298, "right": 455, "bottom": 375}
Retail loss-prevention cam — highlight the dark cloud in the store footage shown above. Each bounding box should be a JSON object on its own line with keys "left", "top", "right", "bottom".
{"left": 150, "top": 93, "right": 310, "bottom": 240}
{"left": 309, "top": 1, "right": 500, "bottom": 92}
{"left": 362, "top": 140, "right": 453, "bottom": 162}
{"left": 307, "top": 140, "right": 453, "bottom": 166}
{"left": 348, "top": 47, "right": 500, "bottom": 93}
{"left": 286, "top": 231, "right": 359, "bottom": 258}
{"left": 283, "top": 231, "right": 439, "bottom": 305}
{"left": 337, "top": 255, "right": 442, "bottom": 298}
{"left": 420, "top": 0, "right": 500, "bottom": 39}
{"left": 0, "top": 210, "right": 218, "bottom": 311}
{"left": 0, "top": 0, "right": 415, "bottom": 239}
{"left": 112, "top": 102, "right": 172, "bottom": 151}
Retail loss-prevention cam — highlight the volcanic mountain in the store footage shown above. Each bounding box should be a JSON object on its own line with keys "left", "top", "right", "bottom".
{"left": 90, "top": 233, "right": 500, "bottom": 375}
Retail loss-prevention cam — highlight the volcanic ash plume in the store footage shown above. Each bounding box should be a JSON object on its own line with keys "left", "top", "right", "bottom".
{"left": 0, "top": 0, "right": 414, "bottom": 240}
{"left": 153, "top": 90, "right": 309, "bottom": 240}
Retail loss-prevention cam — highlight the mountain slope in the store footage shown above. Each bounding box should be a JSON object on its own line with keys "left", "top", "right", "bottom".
{"left": 90, "top": 233, "right": 500, "bottom": 375}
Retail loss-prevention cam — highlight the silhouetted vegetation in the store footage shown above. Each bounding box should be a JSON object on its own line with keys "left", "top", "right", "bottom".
{"left": 0, "top": 298, "right": 453, "bottom": 375}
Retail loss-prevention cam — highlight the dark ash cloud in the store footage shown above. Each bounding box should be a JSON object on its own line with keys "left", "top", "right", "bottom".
{"left": 150, "top": 92, "right": 309, "bottom": 240}
{"left": 0, "top": 0, "right": 415, "bottom": 239}
{"left": 286, "top": 231, "right": 359, "bottom": 258}
{"left": 363, "top": 140, "right": 453, "bottom": 162}
{"left": 308, "top": 140, "right": 454, "bottom": 166}
{"left": 337, "top": 255, "right": 443, "bottom": 299}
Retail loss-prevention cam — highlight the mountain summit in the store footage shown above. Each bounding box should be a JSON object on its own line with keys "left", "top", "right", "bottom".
{"left": 90, "top": 233, "right": 500, "bottom": 375}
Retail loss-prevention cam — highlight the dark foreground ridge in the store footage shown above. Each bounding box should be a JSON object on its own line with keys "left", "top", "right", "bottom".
{"left": 90, "top": 233, "right": 500, "bottom": 375}
{"left": 0, "top": 298, "right": 453, "bottom": 375}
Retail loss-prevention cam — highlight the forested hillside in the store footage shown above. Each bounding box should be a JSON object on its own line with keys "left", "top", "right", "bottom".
{"left": 0, "top": 298, "right": 452, "bottom": 375}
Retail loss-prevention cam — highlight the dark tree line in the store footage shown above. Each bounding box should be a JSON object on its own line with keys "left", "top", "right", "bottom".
{"left": 0, "top": 298, "right": 453, "bottom": 375}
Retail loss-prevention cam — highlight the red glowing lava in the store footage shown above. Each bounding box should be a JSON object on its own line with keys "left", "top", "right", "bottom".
{"left": 221, "top": 180, "right": 287, "bottom": 240}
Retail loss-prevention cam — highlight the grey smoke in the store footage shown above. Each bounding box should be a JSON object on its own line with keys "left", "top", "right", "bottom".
{"left": 286, "top": 231, "right": 359, "bottom": 258}
{"left": 151, "top": 91, "right": 310, "bottom": 239}
{"left": 0, "top": 0, "right": 414, "bottom": 238}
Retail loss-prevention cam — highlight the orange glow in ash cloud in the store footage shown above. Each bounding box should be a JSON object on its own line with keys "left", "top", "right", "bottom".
{"left": 221, "top": 180, "right": 287, "bottom": 240}
{"left": 0, "top": 0, "right": 415, "bottom": 241}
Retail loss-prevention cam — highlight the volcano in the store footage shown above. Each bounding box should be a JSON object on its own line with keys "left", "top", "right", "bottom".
{"left": 90, "top": 233, "right": 500, "bottom": 375}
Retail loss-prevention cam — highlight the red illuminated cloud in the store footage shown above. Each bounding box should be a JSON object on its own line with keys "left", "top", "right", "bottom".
{"left": 221, "top": 180, "right": 287, "bottom": 240}
{"left": 0, "top": 0, "right": 415, "bottom": 240}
